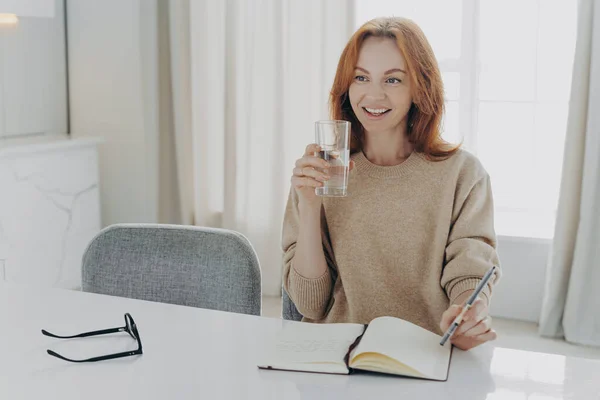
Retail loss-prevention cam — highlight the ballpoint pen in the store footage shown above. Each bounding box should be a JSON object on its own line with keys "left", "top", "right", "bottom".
{"left": 440, "top": 265, "right": 498, "bottom": 346}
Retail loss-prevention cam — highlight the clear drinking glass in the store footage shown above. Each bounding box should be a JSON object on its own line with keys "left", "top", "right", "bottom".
{"left": 314, "top": 120, "right": 351, "bottom": 197}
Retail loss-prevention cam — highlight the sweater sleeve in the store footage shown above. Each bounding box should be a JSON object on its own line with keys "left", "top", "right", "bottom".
{"left": 442, "top": 171, "right": 502, "bottom": 305}
{"left": 281, "top": 189, "right": 336, "bottom": 320}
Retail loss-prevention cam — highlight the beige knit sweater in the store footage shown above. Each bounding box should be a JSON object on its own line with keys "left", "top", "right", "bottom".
{"left": 282, "top": 149, "right": 501, "bottom": 335}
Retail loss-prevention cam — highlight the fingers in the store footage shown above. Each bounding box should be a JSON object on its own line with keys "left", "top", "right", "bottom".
{"left": 464, "top": 298, "right": 487, "bottom": 322}
{"left": 304, "top": 143, "right": 321, "bottom": 157}
{"left": 440, "top": 297, "right": 487, "bottom": 334}
{"left": 450, "top": 325, "right": 497, "bottom": 349}
{"left": 294, "top": 145, "right": 331, "bottom": 189}
{"left": 295, "top": 144, "right": 354, "bottom": 191}
{"left": 296, "top": 155, "right": 329, "bottom": 170}
{"left": 457, "top": 298, "right": 487, "bottom": 335}
{"left": 450, "top": 329, "right": 497, "bottom": 351}
{"left": 456, "top": 318, "right": 478, "bottom": 335}
{"left": 439, "top": 305, "right": 462, "bottom": 332}
{"left": 478, "top": 329, "right": 497, "bottom": 342}
{"left": 463, "top": 316, "right": 493, "bottom": 337}
{"left": 293, "top": 166, "right": 330, "bottom": 182}
{"left": 443, "top": 297, "right": 495, "bottom": 351}
{"left": 291, "top": 176, "right": 323, "bottom": 189}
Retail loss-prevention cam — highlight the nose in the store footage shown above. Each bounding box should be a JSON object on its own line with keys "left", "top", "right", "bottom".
{"left": 365, "top": 82, "right": 386, "bottom": 101}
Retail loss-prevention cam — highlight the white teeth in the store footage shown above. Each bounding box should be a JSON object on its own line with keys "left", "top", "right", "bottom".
{"left": 365, "top": 107, "right": 389, "bottom": 115}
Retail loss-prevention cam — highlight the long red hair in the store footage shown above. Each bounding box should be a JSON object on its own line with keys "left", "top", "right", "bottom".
{"left": 330, "top": 17, "right": 460, "bottom": 160}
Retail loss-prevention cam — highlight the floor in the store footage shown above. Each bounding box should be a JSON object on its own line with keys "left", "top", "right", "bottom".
{"left": 262, "top": 295, "right": 600, "bottom": 360}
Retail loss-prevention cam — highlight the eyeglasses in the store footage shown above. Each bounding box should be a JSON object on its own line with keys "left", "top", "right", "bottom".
{"left": 42, "top": 313, "right": 143, "bottom": 363}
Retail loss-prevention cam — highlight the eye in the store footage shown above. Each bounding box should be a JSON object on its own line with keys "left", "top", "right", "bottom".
{"left": 386, "top": 77, "right": 401, "bottom": 84}
{"left": 354, "top": 75, "right": 368, "bottom": 82}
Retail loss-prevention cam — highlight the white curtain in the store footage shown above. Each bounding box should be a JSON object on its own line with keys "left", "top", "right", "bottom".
{"left": 539, "top": 0, "right": 600, "bottom": 346}
{"left": 160, "top": 0, "right": 353, "bottom": 296}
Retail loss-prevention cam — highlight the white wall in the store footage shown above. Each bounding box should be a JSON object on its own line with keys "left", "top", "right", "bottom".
{"left": 0, "top": 0, "right": 67, "bottom": 138}
{"left": 1, "top": 0, "right": 55, "bottom": 17}
{"left": 490, "top": 236, "right": 552, "bottom": 323}
{"left": 66, "top": 0, "right": 159, "bottom": 226}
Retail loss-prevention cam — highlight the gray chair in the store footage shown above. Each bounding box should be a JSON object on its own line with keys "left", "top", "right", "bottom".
{"left": 282, "top": 286, "right": 303, "bottom": 321}
{"left": 82, "top": 224, "right": 262, "bottom": 315}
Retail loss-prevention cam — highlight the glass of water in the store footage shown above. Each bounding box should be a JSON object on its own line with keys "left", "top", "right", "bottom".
{"left": 314, "top": 120, "right": 351, "bottom": 197}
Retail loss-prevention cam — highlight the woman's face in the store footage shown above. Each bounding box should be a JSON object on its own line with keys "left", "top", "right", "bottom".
{"left": 348, "top": 37, "right": 413, "bottom": 135}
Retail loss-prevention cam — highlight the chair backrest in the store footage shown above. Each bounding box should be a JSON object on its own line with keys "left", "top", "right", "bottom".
{"left": 82, "top": 224, "right": 261, "bottom": 316}
{"left": 282, "top": 286, "right": 303, "bottom": 321}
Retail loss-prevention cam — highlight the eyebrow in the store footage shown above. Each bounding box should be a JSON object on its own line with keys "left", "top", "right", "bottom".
{"left": 355, "top": 66, "right": 406, "bottom": 74}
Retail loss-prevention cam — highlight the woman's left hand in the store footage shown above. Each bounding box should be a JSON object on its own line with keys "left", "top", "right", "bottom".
{"left": 439, "top": 296, "right": 497, "bottom": 351}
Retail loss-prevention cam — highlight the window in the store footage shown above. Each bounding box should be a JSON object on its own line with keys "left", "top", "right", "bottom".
{"left": 354, "top": 0, "right": 578, "bottom": 239}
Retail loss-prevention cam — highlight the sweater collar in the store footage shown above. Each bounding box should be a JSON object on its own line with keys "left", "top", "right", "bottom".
{"left": 352, "top": 149, "right": 426, "bottom": 178}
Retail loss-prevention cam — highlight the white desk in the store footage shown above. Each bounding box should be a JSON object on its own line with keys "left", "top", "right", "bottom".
{"left": 1, "top": 282, "right": 599, "bottom": 400}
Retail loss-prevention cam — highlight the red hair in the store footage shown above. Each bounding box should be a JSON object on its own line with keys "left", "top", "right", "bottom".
{"left": 329, "top": 17, "right": 460, "bottom": 160}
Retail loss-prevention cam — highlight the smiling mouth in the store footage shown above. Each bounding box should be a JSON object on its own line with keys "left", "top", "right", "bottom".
{"left": 363, "top": 107, "right": 391, "bottom": 117}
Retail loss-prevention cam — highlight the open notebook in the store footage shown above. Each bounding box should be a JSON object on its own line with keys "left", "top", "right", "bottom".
{"left": 258, "top": 316, "right": 452, "bottom": 381}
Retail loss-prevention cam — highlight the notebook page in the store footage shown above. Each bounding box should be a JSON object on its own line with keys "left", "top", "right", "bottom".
{"left": 259, "top": 321, "right": 365, "bottom": 371}
{"left": 350, "top": 316, "right": 451, "bottom": 380}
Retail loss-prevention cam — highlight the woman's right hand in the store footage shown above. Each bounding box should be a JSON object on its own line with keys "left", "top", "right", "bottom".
{"left": 291, "top": 144, "right": 330, "bottom": 209}
{"left": 291, "top": 144, "right": 355, "bottom": 208}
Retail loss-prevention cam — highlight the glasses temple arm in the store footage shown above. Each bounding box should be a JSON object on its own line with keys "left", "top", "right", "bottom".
{"left": 46, "top": 348, "right": 142, "bottom": 363}
{"left": 41, "top": 326, "right": 123, "bottom": 339}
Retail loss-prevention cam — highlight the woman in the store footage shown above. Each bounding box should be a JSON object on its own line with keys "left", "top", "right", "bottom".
{"left": 282, "top": 17, "right": 501, "bottom": 351}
